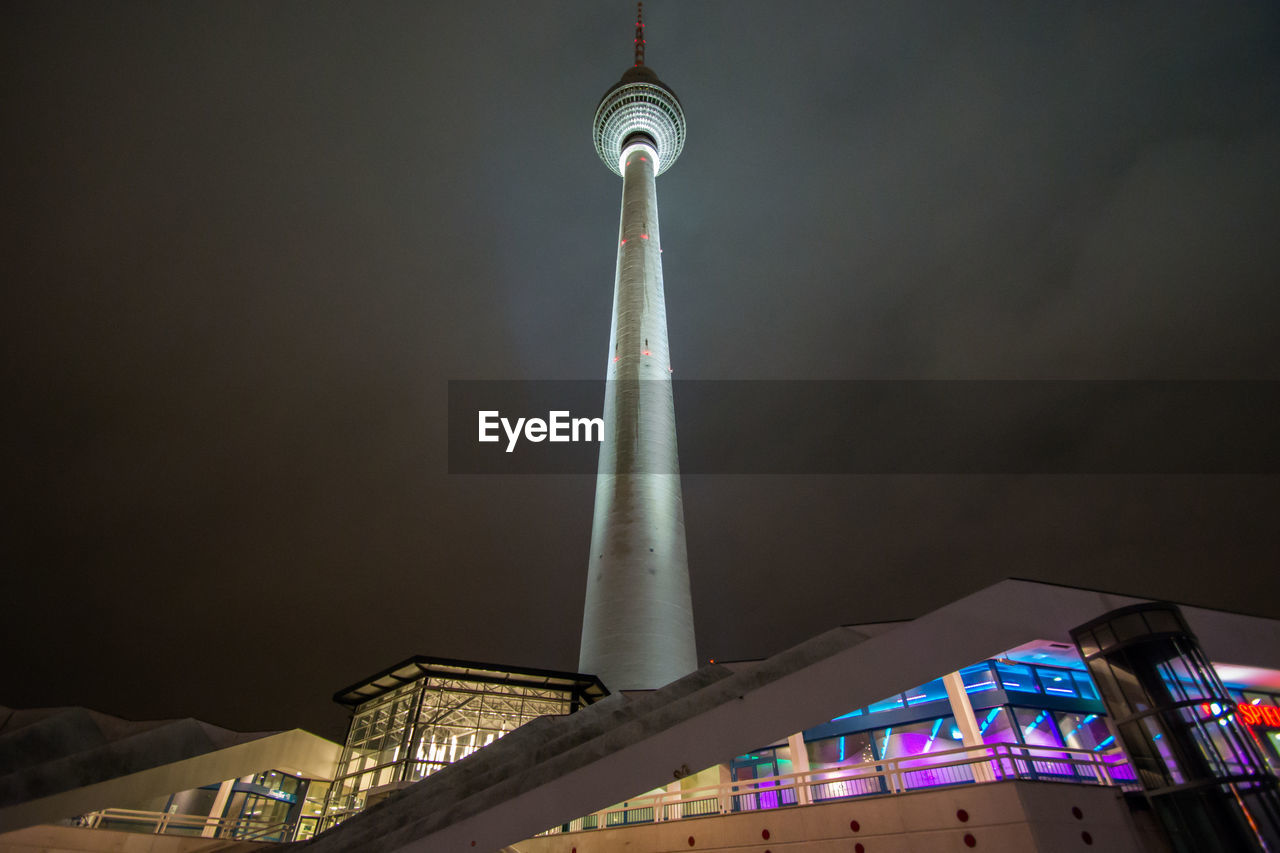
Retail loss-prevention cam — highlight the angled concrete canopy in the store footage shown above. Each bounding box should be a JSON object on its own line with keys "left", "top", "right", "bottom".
{"left": 0, "top": 723, "right": 340, "bottom": 833}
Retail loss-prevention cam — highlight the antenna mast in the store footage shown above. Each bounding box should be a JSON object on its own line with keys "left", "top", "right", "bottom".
{"left": 634, "top": 2, "right": 645, "bottom": 66}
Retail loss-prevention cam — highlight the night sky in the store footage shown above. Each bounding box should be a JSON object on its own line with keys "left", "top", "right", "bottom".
{"left": 4, "top": 2, "right": 1279, "bottom": 741}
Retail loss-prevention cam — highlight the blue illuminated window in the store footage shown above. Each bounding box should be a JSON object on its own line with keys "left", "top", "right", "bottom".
{"left": 904, "top": 678, "right": 949, "bottom": 706}
{"left": 1071, "top": 671, "right": 1099, "bottom": 700}
{"left": 960, "top": 663, "right": 998, "bottom": 694}
{"left": 996, "top": 662, "right": 1041, "bottom": 694}
{"left": 866, "top": 694, "right": 906, "bottom": 714}
{"left": 1035, "top": 666, "right": 1079, "bottom": 698}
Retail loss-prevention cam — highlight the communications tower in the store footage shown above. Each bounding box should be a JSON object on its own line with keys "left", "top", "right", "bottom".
{"left": 579, "top": 4, "right": 697, "bottom": 690}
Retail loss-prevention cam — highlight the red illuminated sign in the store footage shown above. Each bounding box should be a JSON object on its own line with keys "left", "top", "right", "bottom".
{"left": 1201, "top": 702, "right": 1280, "bottom": 727}
{"left": 1237, "top": 703, "right": 1280, "bottom": 727}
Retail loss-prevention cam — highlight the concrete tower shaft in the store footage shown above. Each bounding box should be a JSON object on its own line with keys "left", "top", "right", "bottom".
{"left": 579, "top": 136, "right": 696, "bottom": 690}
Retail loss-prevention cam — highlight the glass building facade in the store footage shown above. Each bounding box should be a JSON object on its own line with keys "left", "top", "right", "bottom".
{"left": 321, "top": 656, "right": 606, "bottom": 831}
{"left": 1073, "top": 603, "right": 1280, "bottom": 853}
{"left": 1231, "top": 689, "right": 1280, "bottom": 773}
{"left": 92, "top": 768, "right": 326, "bottom": 842}
{"left": 724, "top": 632, "right": 1280, "bottom": 838}
{"left": 731, "top": 654, "right": 1142, "bottom": 800}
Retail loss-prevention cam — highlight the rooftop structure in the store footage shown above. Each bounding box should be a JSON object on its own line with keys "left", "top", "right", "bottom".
{"left": 320, "top": 657, "right": 605, "bottom": 831}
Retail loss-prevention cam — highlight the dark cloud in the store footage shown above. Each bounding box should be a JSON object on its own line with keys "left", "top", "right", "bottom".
{"left": 2, "top": 1, "right": 1278, "bottom": 739}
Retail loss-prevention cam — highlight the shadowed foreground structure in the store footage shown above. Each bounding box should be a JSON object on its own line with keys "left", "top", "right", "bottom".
{"left": 294, "top": 579, "right": 1280, "bottom": 852}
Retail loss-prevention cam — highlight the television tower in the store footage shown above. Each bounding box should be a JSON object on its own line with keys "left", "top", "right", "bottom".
{"left": 579, "top": 3, "right": 696, "bottom": 690}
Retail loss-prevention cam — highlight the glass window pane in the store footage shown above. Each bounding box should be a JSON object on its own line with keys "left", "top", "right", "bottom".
{"left": 1137, "top": 716, "right": 1185, "bottom": 786}
{"left": 1155, "top": 655, "right": 1209, "bottom": 703}
{"left": 1109, "top": 658, "right": 1153, "bottom": 715}
{"left": 904, "top": 679, "right": 948, "bottom": 706}
{"left": 806, "top": 733, "right": 875, "bottom": 769}
{"left": 1142, "top": 609, "right": 1180, "bottom": 634}
{"left": 1014, "top": 708, "right": 1065, "bottom": 748}
{"left": 1055, "top": 712, "right": 1112, "bottom": 751}
{"left": 960, "top": 663, "right": 998, "bottom": 694}
{"left": 875, "top": 718, "right": 973, "bottom": 790}
{"left": 1036, "top": 667, "right": 1078, "bottom": 698}
{"left": 876, "top": 717, "right": 964, "bottom": 759}
{"left": 1072, "top": 671, "right": 1100, "bottom": 700}
{"left": 1111, "top": 612, "right": 1149, "bottom": 642}
{"left": 995, "top": 662, "right": 1040, "bottom": 693}
{"left": 867, "top": 693, "right": 906, "bottom": 714}
{"left": 977, "top": 707, "right": 1018, "bottom": 745}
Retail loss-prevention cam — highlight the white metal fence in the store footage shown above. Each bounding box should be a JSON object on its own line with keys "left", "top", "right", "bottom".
{"left": 542, "top": 742, "right": 1138, "bottom": 835}
{"left": 72, "top": 743, "right": 1138, "bottom": 843}
{"left": 74, "top": 807, "right": 294, "bottom": 842}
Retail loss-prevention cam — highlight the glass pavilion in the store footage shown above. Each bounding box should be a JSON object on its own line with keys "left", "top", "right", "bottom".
{"left": 321, "top": 656, "right": 607, "bottom": 831}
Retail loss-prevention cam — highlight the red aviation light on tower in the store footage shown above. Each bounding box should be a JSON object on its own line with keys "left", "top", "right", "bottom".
{"left": 592, "top": 1, "right": 686, "bottom": 177}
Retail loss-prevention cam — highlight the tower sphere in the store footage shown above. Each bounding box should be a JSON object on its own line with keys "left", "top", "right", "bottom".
{"left": 593, "top": 66, "right": 686, "bottom": 176}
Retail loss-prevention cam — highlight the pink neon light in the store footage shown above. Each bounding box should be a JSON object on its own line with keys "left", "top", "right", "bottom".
{"left": 642, "top": 350, "right": 651, "bottom": 356}
{"left": 640, "top": 234, "right": 648, "bottom": 239}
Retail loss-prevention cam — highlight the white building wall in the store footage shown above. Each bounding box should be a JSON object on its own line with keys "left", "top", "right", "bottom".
{"left": 511, "top": 780, "right": 1159, "bottom": 853}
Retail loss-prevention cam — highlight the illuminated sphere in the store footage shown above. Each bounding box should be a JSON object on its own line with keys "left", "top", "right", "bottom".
{"left": 593, "top": 66, "right": 685, "bottom": 176}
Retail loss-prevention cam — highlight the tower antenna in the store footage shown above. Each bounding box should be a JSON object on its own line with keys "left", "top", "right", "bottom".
{"left": 634, "top": 2, "right": 645, "bottom": 67}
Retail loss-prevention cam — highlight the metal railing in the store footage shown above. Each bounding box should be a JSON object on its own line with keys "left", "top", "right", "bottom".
{"left": 75, "top": 807, "right": 295, "bottom": 842}
{"left": 541, "top": 742, "right": 1138, "bottom": 836}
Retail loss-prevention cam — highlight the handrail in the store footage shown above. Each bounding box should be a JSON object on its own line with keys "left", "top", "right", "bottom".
{"left": 541, "top": 741, "right": 1138, "bottom": 835}
{"left": 236, "top": 819, "right": 298, "bottom": 841}
{"left": 76, "top": 807, "right": 295, "bottom": 841}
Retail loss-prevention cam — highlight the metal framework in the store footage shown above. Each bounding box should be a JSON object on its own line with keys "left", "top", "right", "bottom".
{"left": 331, "top": 654, "right": 607, "bottom": 708}
{"left": 322, "top": 657, "right": 607, "bottom": 831}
